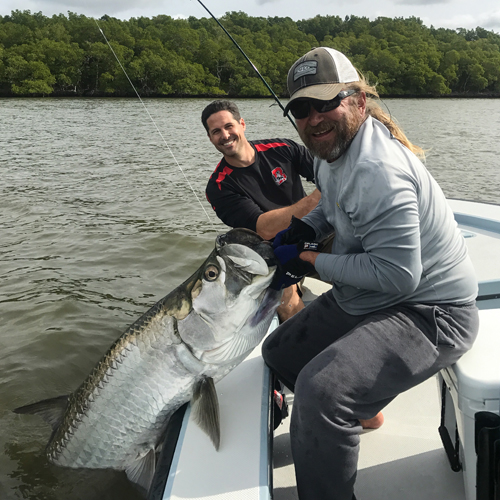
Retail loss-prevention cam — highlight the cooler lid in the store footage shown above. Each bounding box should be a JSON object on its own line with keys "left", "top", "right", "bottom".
{"left": 452, "top": 308, "right": 500, "bottom": 401}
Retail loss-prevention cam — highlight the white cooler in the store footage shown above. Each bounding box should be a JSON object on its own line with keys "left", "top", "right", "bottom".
{"left": 439, "top": 308, "right": 500, "bottom": 500}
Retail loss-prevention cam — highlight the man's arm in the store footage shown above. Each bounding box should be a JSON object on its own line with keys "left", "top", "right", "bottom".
{"left": 255, "top": 189, "right": 321, "bottom": 240}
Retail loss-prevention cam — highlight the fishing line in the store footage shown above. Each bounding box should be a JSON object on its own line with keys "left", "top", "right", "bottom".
{"left": 195, "top": 0, "right": 298, "bottom": 131}
{"left": 94, "top": 19, "right": 217, "bottom": 232}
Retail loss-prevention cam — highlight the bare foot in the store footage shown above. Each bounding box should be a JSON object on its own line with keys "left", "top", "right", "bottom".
{"left": 359, "top": 411, "right": 384, "bottom": 430}
{"left": 277, "top": 284, "right": 304, "bottom": 322}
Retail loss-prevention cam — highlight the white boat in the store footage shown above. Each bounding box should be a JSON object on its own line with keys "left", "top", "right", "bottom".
{"left": 149, "top": 198, "right": 500, "bottom": 500}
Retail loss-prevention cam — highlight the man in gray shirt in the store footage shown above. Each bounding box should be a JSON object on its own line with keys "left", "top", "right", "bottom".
{"left": 263, "top": 47, "right": 479, "bottom": 500}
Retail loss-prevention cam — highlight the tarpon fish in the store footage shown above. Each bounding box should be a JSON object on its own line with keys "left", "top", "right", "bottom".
{"left": 14, "top": 228, "right": 280, "bottom": 493}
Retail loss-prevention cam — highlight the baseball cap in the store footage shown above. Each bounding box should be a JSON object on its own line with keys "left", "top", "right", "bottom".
{"left": 284, "top": 47, "right": 359, "bottom": 116}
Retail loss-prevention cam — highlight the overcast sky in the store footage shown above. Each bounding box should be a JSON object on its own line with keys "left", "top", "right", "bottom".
{"left": 2, "top": 0, "right": 500, "bottom": 35}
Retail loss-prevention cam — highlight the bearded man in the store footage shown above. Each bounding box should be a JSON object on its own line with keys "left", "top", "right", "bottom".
{"left": 262, "top": 47, "right": 479, "bottom": 500}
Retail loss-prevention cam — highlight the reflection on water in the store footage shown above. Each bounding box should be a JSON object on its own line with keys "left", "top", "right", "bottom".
{"left": 0, "top": 97, "right": 499, "bottom": 499}
{"left": 5, "top": 440, "right": 143, "bottom": 500}
{"left": 6, "top": 441, "right": 59, "bottom": 500}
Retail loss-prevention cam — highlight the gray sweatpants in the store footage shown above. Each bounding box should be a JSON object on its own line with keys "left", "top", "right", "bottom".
{"left": 262, "top": 291, "right": 479, "bottom": 500}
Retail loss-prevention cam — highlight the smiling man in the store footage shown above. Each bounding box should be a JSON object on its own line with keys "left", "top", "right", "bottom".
{"left": 262, "top": 47, "right": 479, "bottom": 500}
{"left": 202, "top": 100, "right": 320, "bottom": 321}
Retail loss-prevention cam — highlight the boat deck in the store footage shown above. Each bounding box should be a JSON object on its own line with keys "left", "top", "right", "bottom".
{"left": 274, "top": 377, "right": 465, "bottom": 500}
{"left": 448, "top": 199, "right": 500, "bottom": 304}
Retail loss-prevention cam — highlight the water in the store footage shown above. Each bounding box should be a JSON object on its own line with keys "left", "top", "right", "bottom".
{"left": 1, "top": 97, "right": 499, "bottom": 499}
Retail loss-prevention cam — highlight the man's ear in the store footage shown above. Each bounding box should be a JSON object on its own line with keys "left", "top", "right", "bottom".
{"left": 240, "top": 118, "right": 246, "bottom": 130}
{"left": 357, "top": 91, "right": 367, "bottom": 116}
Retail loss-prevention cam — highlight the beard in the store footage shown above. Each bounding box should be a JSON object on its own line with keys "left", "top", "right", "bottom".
{"left": 299, "top": 107, "right": 365, "bottom": 162}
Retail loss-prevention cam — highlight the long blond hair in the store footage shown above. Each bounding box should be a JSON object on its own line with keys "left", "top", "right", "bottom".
{"left": 346, "top": 75, "right": 425, "bottom": 160}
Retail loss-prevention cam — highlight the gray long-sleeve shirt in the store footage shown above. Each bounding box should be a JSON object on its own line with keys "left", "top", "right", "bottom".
{"left": 303, "top": 116, "right": 478, "bottom": 315}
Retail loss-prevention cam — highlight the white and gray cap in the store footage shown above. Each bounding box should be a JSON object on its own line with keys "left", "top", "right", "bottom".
{"left": 284, "top": 47, "right": 359, "bottom": 115}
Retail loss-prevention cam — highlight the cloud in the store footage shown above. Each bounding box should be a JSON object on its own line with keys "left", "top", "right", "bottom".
{"left": 394, "top": 0, "right": 450, "bottom": 4}
{"left": 480, "top": 10, "right": 500, "bottom": 32}
{"left": 41, "top": 0, "right": 160, "bottom": 17}
{"left": 436, "top": 9, "right": 500, "bottom": 33}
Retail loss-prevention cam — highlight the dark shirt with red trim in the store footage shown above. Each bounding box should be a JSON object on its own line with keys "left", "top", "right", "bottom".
{"left": 206, "top": 139, "right": 314, "bottom": 232}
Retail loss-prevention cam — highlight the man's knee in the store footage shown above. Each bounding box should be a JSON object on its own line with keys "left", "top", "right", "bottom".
{"left": 262, "top": 329, "right": 284, "bottom": 375}
{"left": 262, "top": 329, "right": 298, "bottom": 392}
{"left": 295, "top": 362, "right": 339, "bottom": 410}
{"left": 294, "top": 349, "right": 358, "bottom": 418}
{"left": 261, "top": 333, "right": 274, "bottom": 366}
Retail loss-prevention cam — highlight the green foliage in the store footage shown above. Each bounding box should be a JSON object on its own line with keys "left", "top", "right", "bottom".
{"left": 0, "top": 10, "right": 499, "bottom": 96}
{"left": 6, "top": 55, "right": 55, "bottom": 94}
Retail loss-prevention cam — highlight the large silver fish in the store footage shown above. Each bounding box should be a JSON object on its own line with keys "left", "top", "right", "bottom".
{"left": 14, "top": 228, "right": 280, "bottom": 493}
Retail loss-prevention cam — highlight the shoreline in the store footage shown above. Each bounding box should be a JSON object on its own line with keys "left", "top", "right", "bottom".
{"left": 1, "top": 93, "right": 499, "bottom": 99}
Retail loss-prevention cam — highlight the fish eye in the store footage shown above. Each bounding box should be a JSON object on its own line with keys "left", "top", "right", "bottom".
{"left": 204, "top": 265, "right": 219, "bottom": 282}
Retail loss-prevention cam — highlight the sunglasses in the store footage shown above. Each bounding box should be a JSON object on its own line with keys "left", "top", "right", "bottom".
{"left": 288, "top": 89, "right": 357, "bottom": 120}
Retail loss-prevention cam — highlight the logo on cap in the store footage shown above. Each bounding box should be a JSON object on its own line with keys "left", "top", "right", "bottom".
{"left": 293, "top": 61, "right": 317, "bottom": 81}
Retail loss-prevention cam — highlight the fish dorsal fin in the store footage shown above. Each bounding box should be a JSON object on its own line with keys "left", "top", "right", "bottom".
{"left": 191, "top": 377, "right": 220, "bottom": 450}
{"left": 125, "top": 448, "right": 156, "bottom": 495}
{"left": 13, "top": 395, "right": 69, "bottom": 431}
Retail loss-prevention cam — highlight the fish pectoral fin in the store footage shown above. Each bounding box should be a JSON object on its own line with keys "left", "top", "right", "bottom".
{"left": 125, "top": 448, "right": 156, "bottom": 494}
{"left": 13, "top": 395, "right": 69, "bottom": 431}
{"left": 191, "top": 376, "right": 221, "bottom": 450}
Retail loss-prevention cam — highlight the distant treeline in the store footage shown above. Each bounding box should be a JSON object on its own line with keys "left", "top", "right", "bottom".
{"left": 1, "top": 10, "right": 500, "bottom": 97}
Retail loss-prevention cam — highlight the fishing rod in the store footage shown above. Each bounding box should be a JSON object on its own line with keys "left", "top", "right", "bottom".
{"left": 94, "top": 19, "right": 217, "bottom": 232}
{"left": 195, "top": 0, "right": 298, "bottom": 131}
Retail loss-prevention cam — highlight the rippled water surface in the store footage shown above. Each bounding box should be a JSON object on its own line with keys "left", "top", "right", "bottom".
{"left": 1, "top": 97, "right": 499, "bottom": 499}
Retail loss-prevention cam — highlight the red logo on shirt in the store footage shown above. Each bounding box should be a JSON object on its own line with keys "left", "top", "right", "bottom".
{"left": 272, "top": 167, "right": 287, "bottom": 186}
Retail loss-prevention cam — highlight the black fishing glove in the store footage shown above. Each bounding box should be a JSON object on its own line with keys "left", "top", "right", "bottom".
{"left": 273, "top": 216, "right": 317, "bottom": 249}
{"left": 270, "top": 241, "right": 316, "bottom": 290}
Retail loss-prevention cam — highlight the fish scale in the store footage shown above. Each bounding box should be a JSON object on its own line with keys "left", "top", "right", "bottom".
{"left": 14, "top": 228, "right": 281, "bottom": 493}
{"left": 55, "top": 323, "right": 193, "bottom": 468}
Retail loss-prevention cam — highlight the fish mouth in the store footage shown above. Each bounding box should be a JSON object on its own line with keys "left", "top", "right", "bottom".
{"left": 193, "top": 266, "right": 279, "bottom": 365}
{"left": 183, "top": 228, "right": 279, "bottom": 365}
{"left": 216, "top": 228, "right": 277, "bottom": 268}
